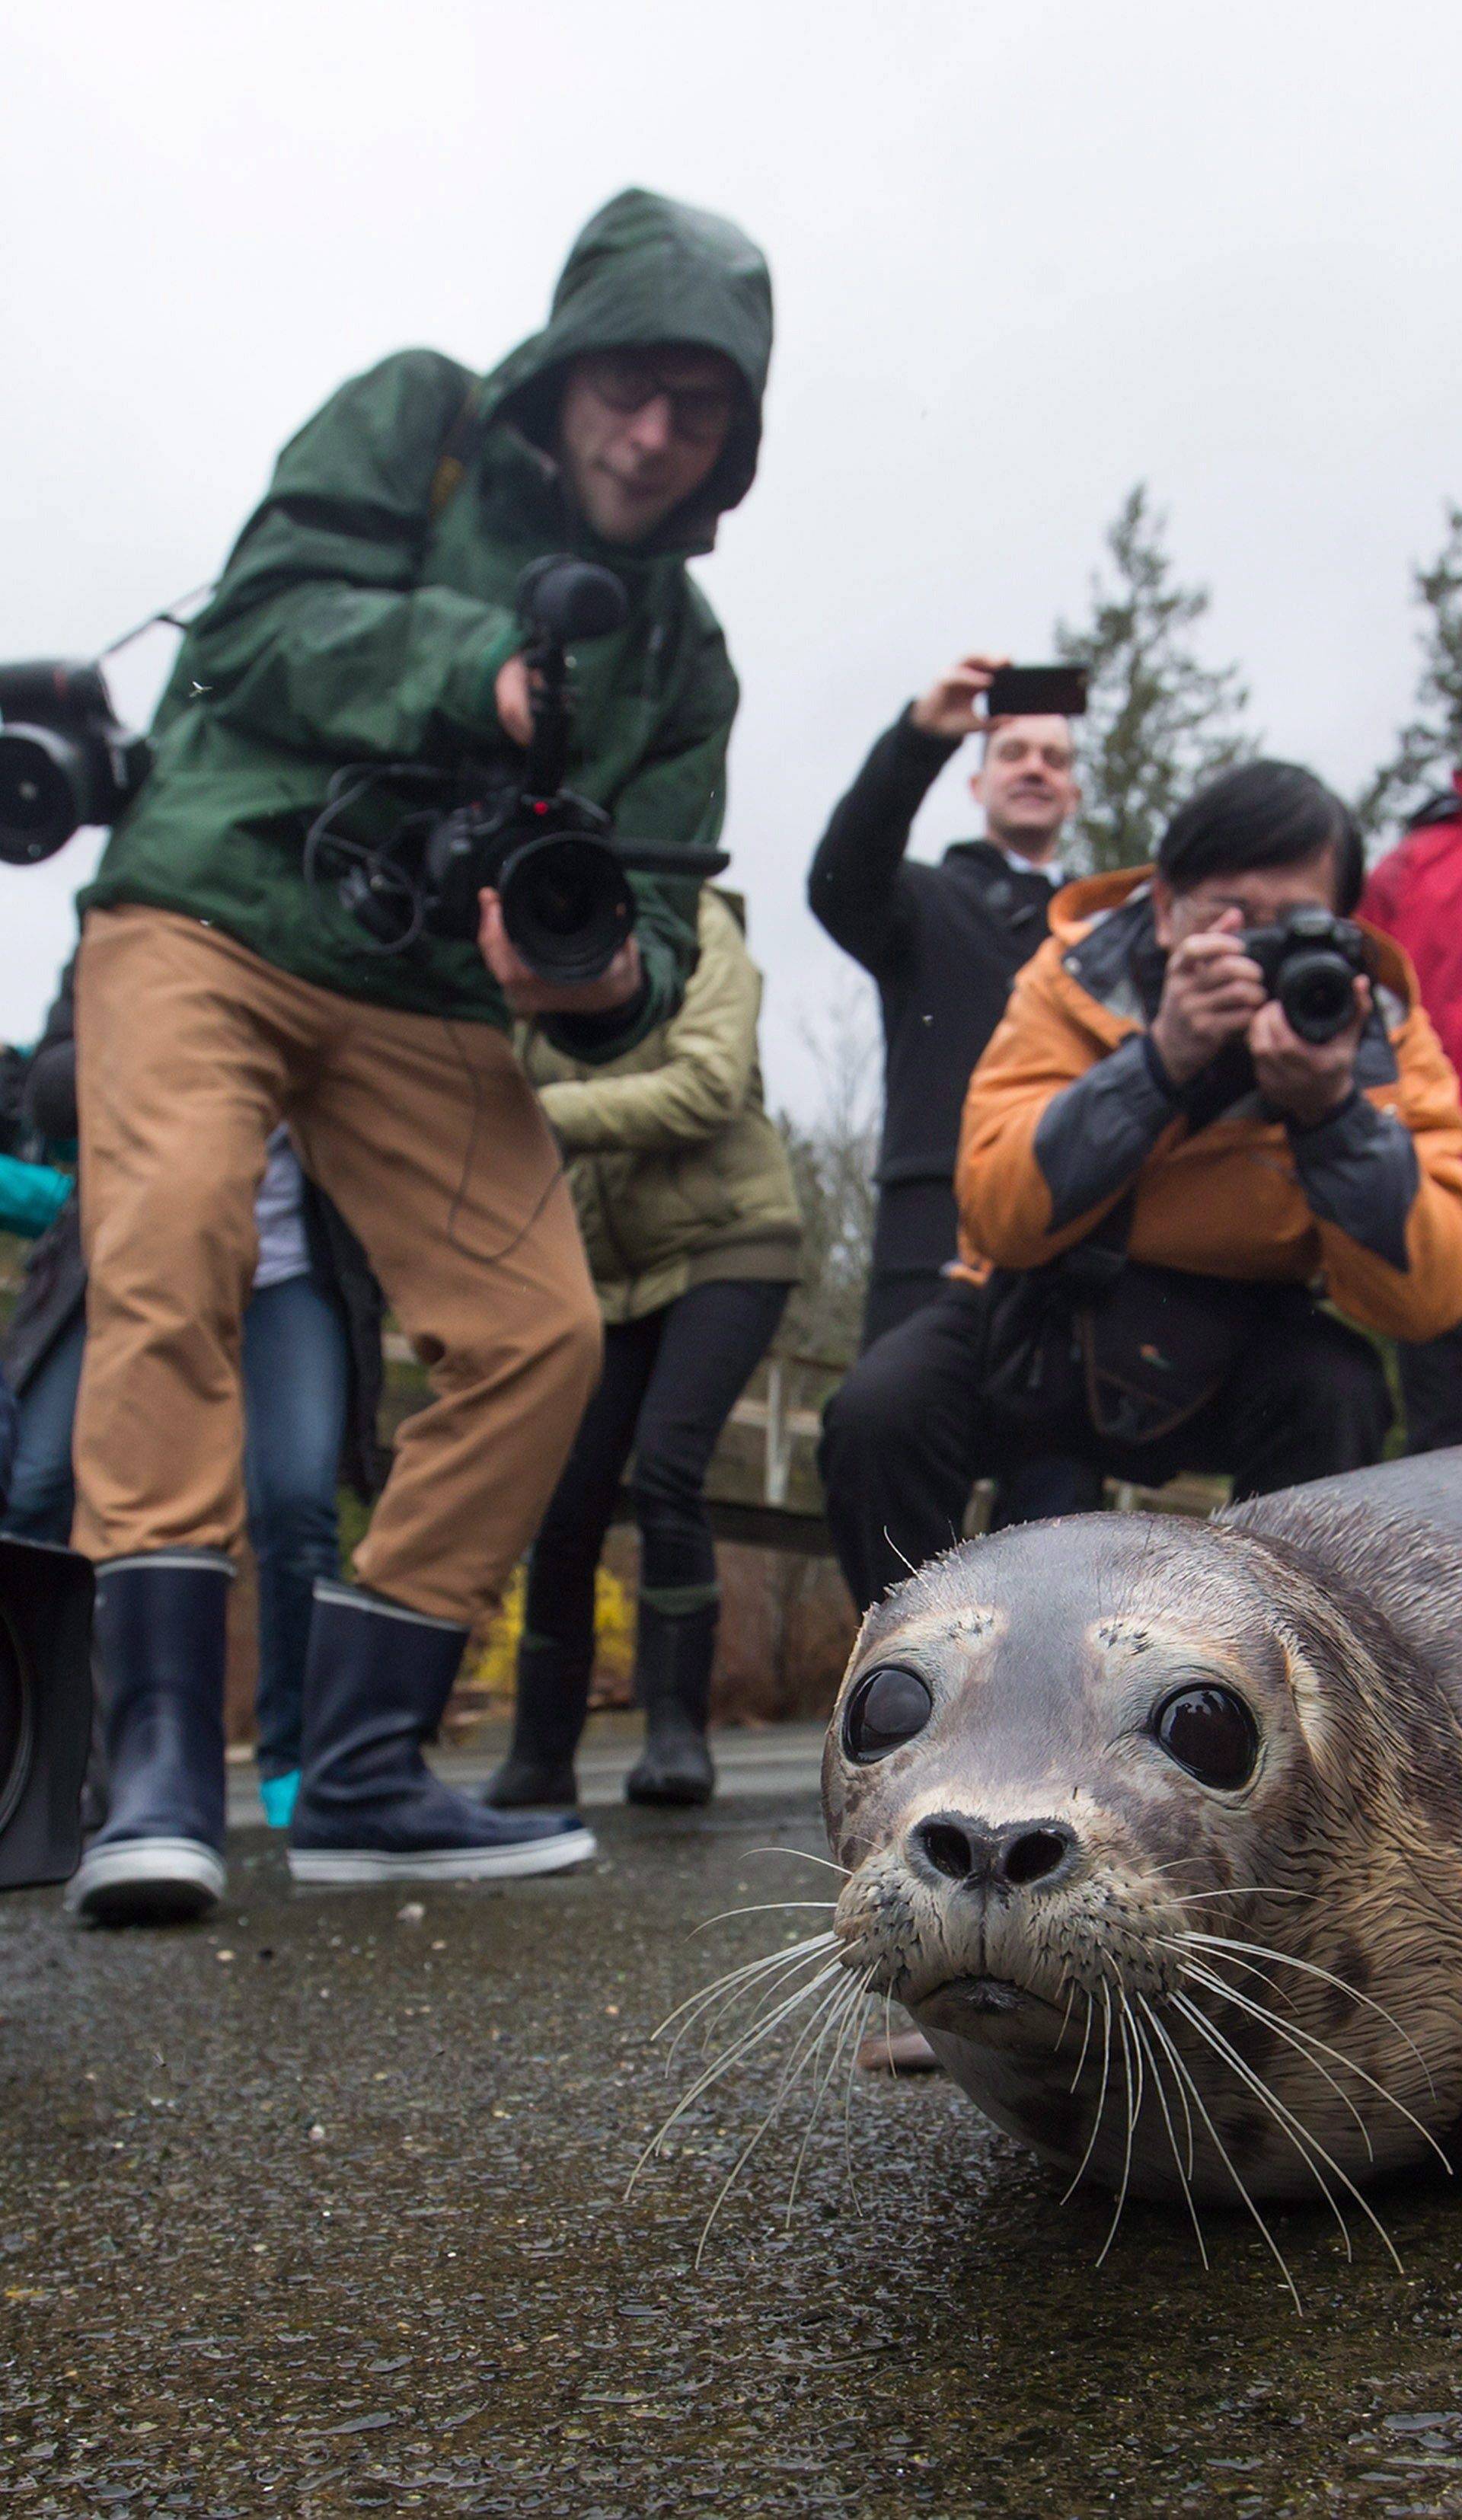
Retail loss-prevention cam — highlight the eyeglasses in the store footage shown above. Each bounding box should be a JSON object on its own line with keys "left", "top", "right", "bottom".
{"left": 577, "top": 354, "right": 736, "bottom": 449}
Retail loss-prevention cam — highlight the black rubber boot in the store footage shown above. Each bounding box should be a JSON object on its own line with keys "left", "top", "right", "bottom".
{"left": 65, "top": 1552, "right": 231, "bottom": 1927}
{"left": 484, "top": 1634, "right": 592, "bottom": 1809}
{"left": 288, "top": 1582, "right": 596, "bottom": 1884}
{"left": 624, "top": 1601, "right": 717, "bottom": 1809}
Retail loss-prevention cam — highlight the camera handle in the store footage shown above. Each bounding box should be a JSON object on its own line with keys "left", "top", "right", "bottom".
{"left": 522, "top": 622, "right": 573, "bottom": 799}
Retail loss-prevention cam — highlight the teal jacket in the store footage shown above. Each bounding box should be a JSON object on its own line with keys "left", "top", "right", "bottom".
{"left": 83, "top": 190, "right": 773, "bottom": 1046}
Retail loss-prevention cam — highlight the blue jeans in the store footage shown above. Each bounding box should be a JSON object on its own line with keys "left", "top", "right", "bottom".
{"left": 2, "top": 1312, "right": 87, "bottom": 1542}
{"left": 241, "top": 1275, "right": 350, "bottom": 1780}
{"left": 1, "top": 1277, "right": 348, "bottom": 1782}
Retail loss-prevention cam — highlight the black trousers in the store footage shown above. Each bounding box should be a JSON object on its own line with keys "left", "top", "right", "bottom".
{"left": 524, "top": 1277, "right": 790, "bottom": 1662}
{"left": 1398, "top": 1324, "right": 1462, "bottom": 1455}
{"left": 821, "top": 1279, "right": 1393, "bottom": 1612}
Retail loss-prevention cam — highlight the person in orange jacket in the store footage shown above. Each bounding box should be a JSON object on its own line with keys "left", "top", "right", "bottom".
{"left": 820, "top": 759, "right": 1462, "bottom": 1609}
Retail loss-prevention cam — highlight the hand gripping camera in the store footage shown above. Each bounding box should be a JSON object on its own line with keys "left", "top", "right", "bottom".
{"left": 1237, "top": 905, "right": 1373, "bottom": 1046}
{"left": 0, "top": 662, "right": 152, "bottom": 865}
{"left": 308, "top": 556, "right": 728, "bottom": 982}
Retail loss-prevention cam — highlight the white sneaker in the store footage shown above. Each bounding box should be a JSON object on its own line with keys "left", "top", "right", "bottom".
{"left": 65, "top": 1837, "right": 225, "bottom": 1927}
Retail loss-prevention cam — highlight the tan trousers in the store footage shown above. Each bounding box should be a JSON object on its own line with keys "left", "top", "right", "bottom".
{"left": 72, "top": 906, "right": 602, "bottom": 1624}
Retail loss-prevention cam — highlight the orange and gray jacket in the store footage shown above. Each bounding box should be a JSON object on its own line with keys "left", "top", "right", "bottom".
{"left": 954, "top": 866, "right": 1462, "bottom": 1342}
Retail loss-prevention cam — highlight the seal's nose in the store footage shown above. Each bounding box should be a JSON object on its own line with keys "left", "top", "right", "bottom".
{"left": 913, "top": 1813, "right": 1076, "bottom": 1890}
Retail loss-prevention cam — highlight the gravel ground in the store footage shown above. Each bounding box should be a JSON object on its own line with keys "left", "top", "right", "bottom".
{"left": 5, "top": 1776, "right": 1462, "bottom": 2516}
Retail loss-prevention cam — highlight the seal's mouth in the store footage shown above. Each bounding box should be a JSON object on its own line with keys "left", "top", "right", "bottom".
{"left": 915, "top": 1973, "right": 1057, "bottom": 2030}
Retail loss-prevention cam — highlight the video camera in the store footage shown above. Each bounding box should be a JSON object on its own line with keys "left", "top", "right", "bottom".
{"left": 306, "top": 555, "right": 728, "bottom": 983}
{"left": 0, "top": 663, "right": 152, "bottom": 866}
{"left": 1238, "top": 906, "right": 1373, "bottom": 1046}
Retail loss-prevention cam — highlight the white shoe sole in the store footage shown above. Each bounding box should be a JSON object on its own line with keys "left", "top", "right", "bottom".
{"left": 65, "top": 1838, "right": 225, "bottom": 1927}
{"left": 286, "top": 1826, "right": 598, "bottom": 1886}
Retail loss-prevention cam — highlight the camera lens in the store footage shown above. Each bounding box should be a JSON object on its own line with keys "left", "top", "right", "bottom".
{"left": 0, "top": 726, "right": 88, "bottom": 864}
{"left": 500, "top": 834, "right": 635, "bottom": 982}
{"left": 1277, "top": 950, "right": 1356, "bottom": 1045}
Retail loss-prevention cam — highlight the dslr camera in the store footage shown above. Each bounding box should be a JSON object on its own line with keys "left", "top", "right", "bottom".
{"left": 308, "top": 555, "right": 727, "bottom": 983}
{"left": 1239, "top": 905, "right": 1372, "bottom": 1046}
{"left": 0, "top": 663, "right": 151, "bottom": 865}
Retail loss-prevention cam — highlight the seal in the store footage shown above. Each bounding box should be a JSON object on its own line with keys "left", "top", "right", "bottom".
{"left": 822, "top": 1448, "right": 1462, "bottom": 2260}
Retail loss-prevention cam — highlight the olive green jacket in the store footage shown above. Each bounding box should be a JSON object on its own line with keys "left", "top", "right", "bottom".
{"left": 83, "top": 191, "right": 773, "bottom": 1052}
{"left": 522, "top": 891, "right": 803, "bottom": 1321}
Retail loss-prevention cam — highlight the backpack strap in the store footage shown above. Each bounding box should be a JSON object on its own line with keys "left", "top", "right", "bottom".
{"left": 427, "top": 384, "right": 484, "bottom": 521}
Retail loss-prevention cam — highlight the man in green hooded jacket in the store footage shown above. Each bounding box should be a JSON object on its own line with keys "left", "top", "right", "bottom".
{"left": 65, "top": 187, "right": 774, "bottom": 1928}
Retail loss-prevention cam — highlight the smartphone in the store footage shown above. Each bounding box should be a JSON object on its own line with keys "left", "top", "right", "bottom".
{"left": 985, "top": 664, "right": 1089, "bottom": 720}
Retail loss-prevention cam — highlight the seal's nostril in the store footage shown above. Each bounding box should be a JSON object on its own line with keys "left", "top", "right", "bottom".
{"left": 918, "top": 1819, "right": 983, "bottom": 1882}
{"left": 1000, "top": 1826, "right": 1072, "bottom": 1887}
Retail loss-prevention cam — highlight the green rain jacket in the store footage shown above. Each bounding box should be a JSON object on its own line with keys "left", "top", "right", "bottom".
{"left": 82, "top": 190, "right": 773, "bottom": 1048}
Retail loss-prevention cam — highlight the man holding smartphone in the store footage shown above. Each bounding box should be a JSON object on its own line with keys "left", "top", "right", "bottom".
{"left": 809, "top": 653, "right": 1097, "bottom": 1535}
{"left": 809, "top": 654, "right": 1085, "bottom": 1346}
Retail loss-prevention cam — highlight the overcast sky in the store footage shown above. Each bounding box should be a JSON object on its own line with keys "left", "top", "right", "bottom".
{"left": 5, "top": 0, "right": 1461, "bottom": 1113}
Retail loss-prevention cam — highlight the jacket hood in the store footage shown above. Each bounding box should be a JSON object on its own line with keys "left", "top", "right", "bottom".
{"left": 480, "top": 187, "right": 773, "bottom": 560}
{"left": 1049, "top": 861, "right": 1420, "bottom": 1019}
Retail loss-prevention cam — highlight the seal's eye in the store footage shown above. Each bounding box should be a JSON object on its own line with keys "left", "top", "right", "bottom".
{"left": 1152, "top": 1685, "right": 1258, "bottom": 1790}
{"left": 843, "top": 1666, "right": 934, "bottom": 1764}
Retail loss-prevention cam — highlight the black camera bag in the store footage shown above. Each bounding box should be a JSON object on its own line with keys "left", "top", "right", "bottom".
{"left": 980, "top": 1196, "right": 1265, "bottom": 1448}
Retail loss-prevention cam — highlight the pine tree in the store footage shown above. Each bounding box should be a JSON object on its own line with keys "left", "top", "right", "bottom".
{"left": 1055, "top": 485, "right": 1254, "bottom": 873}
{"left": 1356, "top": 503, "right": 1462, "bottom": 838}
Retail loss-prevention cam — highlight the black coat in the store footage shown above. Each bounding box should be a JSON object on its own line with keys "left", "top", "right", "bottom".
{"left": 1, "top": 960, "right": 388, "bottom": 1500}
{"left": 808, "top": 708, "right": 1058, "bottom": 1274}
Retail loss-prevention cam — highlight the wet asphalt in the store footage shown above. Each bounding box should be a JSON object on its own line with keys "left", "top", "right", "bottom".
{"left": 7, "top": 1728, "right": 1462, "bottom": 2516}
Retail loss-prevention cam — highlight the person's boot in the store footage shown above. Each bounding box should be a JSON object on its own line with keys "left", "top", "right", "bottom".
{"left": 484, "top": 1634, "right": 592, "bottom": 1809}
{"left": 288, "top": 1581, "right": 596, "bottom": 1884}
{"left": 624, "top": 1600, "right": 717, "bottom": 1809}
{"left": 65, "top": 1552, "right": 231, "bottom": 1927}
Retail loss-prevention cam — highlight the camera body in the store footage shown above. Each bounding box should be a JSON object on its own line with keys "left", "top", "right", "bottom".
{"left": 0, "top": 662, "right": 151, "bottom": 866}
{"left": 1239, "top": 905, "right": 1371, "bottom": 1046}
{"left": 314, "top": 556, "right": 727, "bottom": 982}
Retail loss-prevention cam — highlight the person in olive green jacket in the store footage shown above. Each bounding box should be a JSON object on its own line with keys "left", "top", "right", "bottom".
{"left": 490, "top": 889, "right": 802, "bottom": 1809}
{"left": 65, "top": 188, "right": 774, "bottom": 1926}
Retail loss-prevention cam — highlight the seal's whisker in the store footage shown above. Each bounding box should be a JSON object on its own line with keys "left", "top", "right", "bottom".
{"left": 1168, "top": 1990, "right": 1406, "bottom": 2276}
{"left": 1095, "top": 1999, "right": 1141, "bottom": 2267}
{"left": 1172, "top": 1956, "right": 1451, "bottom": 2172}
{"left": 684, "top": 1946, "right": 846, "bottom": 2075}
{"left": 630, "top": 1960, "right": 846, "bottom": 2193}
{"left": 786, "top": 1969, "right": 876, "bottom": 2225}
{"left": 1167, "top": 1989, "right": 1364, "bottom": 2265}
{"left": 1176, "top": 1959, "right": 1375, "bottom": 2158}
{"left": 1170, "top": 1886, "right": 1316, "bottom": 1905}
{"left": 1132, "top": 2008, "right": 1208, "bottom": 2267}
{"left": 1170, "top": 1934, "right": 1437, "bottom": 2094}
{"left": 689, "top": 1902, "right": 837, "bottom": 1936}
{"left": 655, "top": 1929, "right": 838, "bottom": 2052}
{"left": 1137, "top": 1995, "right": 1304, "bottom": 2317}
{"left": 745, "top": 1848, "right": 853, "bottom": 1878}
{"left": 692, "top": 1968, "right": 864, "bottom": 2266}
{"left": 1055, "top": 1977, "right": 1079, "bottom": 2053}
{"left": 1068, "top": 1985, "right": 1096, "bottom": 2098}
{"left": 1060, "top": 1979, "right": 1114, "bottom": 2205}
{"left": 840, "top": 1968, "right": 873, "bottom": 2220}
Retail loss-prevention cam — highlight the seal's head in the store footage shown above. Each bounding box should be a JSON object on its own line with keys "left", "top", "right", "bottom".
{"left": 823, "top": 1511, "right": 1460, "bottom": 2205}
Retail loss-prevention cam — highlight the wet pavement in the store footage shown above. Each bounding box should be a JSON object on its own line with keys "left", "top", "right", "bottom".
{"left": 6, "top": 1739, "right": 1462, "bottom": 2515}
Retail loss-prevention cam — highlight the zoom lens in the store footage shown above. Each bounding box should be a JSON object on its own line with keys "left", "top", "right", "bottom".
{"left": 499, "top": 833, "right": 635, "bottom": 983}
{"left": 1276, "top": 950, "right": 1358, "bottom": 1045}
{"left": 0, "top": 726, "right": 87, "bottom": 864}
